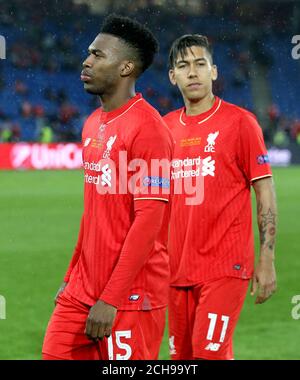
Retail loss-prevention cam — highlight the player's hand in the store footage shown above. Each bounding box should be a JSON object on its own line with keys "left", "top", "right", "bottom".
{"left": 85, "top": 300, "right": 117, "bottom": 341}
{"left": 251, "top": 256, "right": 276, "bottom": 304}
{"left": 54, "top": 281, "right": 67, "bottom": 306}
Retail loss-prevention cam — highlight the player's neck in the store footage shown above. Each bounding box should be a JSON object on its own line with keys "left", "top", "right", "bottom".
{"left": 100, "top": 85, "right": 136, "bottom": 113}
{"left": 184, "top": 93, "right": 215, "bottom": 116}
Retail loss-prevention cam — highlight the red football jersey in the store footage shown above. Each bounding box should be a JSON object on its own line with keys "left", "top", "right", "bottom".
{"left": 163, "top": 96, "right": 272, "bottom": 286}
{"left": 65, "top": 93, "right": 173, "bottom": 310}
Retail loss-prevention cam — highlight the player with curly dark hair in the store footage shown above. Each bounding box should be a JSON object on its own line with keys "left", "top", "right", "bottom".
{"left": 42, "top": 14, "right": 173, "bottom": 360}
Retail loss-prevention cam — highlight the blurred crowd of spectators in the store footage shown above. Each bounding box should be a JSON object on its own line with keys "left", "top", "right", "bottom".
{"left": 0, "top": 77, "right": 99, "bottom": 143}
{"left": 0, "top": 0, "right": 85, "bottom": 72}
{"left": 267, "top": 104, "right": 300, "bottom": 148}
{"left": 0, "top": 0, "right": 300, "bottom": 146}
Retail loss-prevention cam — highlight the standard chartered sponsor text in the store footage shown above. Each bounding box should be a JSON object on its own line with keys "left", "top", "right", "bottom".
{"left": 83, "top": 151, "right": 213, "bottom": 205}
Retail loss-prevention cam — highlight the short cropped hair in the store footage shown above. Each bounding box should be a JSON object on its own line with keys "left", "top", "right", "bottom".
{"left": 101, "top": 14, "right": 159, "bottom": 74}
{"left": 169, "top": 34, "right": 213, "bottom": 68}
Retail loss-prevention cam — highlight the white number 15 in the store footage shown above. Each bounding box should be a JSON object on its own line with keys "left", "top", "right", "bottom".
{"left": 107, "top": 330, "right": 132, "bottom": 360}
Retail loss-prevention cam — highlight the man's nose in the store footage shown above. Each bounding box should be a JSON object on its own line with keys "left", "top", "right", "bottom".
{"left": 82, "top": 56, "right": 93, "bottom": 68}
{"left": 187, "top": 64, "right": 197, "bottom": 78}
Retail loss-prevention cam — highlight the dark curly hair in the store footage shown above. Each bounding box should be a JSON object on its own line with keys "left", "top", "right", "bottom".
{"left": 101, "top": 14, "right": 159, "bottom": 75}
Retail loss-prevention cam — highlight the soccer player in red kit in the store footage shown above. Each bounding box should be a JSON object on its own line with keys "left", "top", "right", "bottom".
{"left": 42, "top": 15, "right": 173, "bottom": 360}
{"left": 164, "top": 35, "right": 277, "bottom": 360}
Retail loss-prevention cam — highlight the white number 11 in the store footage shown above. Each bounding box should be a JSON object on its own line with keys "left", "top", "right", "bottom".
{"left": 207, "top": 313, "right": 230, "bottom": 342}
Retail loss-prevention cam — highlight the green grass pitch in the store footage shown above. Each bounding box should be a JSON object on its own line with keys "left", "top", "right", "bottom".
{"left": 0, "top": 167, "right": 299, "bottom": 359}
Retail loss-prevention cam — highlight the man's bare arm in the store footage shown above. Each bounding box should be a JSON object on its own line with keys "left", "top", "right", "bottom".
{"left": 251, "top": 176, "right": 277, "bottom": 304}
{"left": 256, "top": 179, "right": 277, "bottom": 258}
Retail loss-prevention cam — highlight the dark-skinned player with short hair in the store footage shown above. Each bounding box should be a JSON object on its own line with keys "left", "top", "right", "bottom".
{"left": 42, "top": 15, "right": 173, "bottom": 360}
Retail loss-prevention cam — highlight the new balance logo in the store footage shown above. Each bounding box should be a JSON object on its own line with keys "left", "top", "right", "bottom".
{"left": 129, "top": 294, "right": 140, "bottom": 301}
{"left": 205, "top": 342, "right": 221, "bottom": 352}
{"left": 204, "top": 131, "right": 219, "bottom": 152}
{"left": 98, "top": 123, "right": 108, "bottom": 142}
{"left": 201, "top": 156, "right": 215, "bottom": 177}
{"left": 101, "top": 164, "right": 112, "bottom": 187}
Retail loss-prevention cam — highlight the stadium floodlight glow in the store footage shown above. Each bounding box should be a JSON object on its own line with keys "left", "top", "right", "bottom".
{"left": 291, "top": 35, "right": 300, "bottom": 60}
{"left": 0, "top": 295, "right": 6, "bottom": 320}
{"left": 0, "top": 35, "right": 6, "bottom": 59}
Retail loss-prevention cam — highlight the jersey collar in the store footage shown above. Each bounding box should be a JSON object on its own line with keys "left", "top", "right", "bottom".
{"left": 100, "top": 93, "right": 143, "bottom": 124}
{"left": 180, "top": 96, "right": 222, "bottom": 126}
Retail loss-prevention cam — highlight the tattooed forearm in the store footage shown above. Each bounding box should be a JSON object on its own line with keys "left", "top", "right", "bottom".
{"left": 253, "top": 178, "right": 277, "bottom": 259}
{"left": 266, "top": 237, "right": 275, "bottom": 250}
{"left": 257, "top": 201, "right": 277, "bottom": 251}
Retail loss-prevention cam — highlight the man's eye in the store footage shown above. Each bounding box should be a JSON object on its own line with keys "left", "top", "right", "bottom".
{"left": 88, "top": 52, "right": 101, "bottom": 57}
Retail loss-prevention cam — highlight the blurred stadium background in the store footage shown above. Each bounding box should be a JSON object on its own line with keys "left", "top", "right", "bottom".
{"left": 0, "top": 0, "right": 300, "bottom": 360}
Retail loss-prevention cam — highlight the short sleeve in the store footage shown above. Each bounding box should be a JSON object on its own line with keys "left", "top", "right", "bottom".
{"left": 238, "top": 111, "right": 272, "bottom": 183}
{"left": 128, "top": 119, "right": 173, "bottom": 201}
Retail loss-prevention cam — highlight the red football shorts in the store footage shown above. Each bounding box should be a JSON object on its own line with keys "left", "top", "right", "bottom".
{"left": 42, "top": 292, "right": 166, "bottom": 360}
{"left": 168, "top": 277, "right": 249, "bottom": 360}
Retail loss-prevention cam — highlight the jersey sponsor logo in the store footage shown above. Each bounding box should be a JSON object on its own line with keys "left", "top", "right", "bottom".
{"left": 257, "top": 154, "right": 270, "bottom": 164}
{"left": 142, "top": 176, "right": 170, "bottom": 188}
{"left": 172, "top": 156, "right": 201, "bottom": 168}
{"left": 202, "top": 156, "right": 215, "bottom": 177}
{"left": 103, "top": 135, "right": 117, "bottom": 159}
{"left": 83, "top": 153, "right": 171, "bottom": 196}
{"left": 233, "top": 264, "right": 242, "bottom": 270}
{"left": 169, "top": 336, "right": 176, "bottom": 355}
{"left": 101, "top": 163, "right": 112, "bottom": 187}
{"left": 171, "top": 156, "right": 215, "bottom": 179}
{"left": 205, "top": 342, "right": 221, "bottom": 352}
{"left": 84, "top": 161, "right": 102, "bottom": 172}
{"left": 204, "top": 131, "right": 219, "bottom": 152}
{"left": 84, "top": 162, "right": 112, "bottom": 187}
